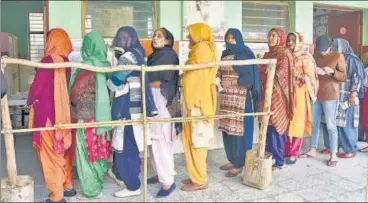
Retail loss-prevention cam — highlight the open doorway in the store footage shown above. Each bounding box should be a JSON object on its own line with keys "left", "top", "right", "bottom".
{"left": 313, "top": 4, "right": 363, "bottom": 57}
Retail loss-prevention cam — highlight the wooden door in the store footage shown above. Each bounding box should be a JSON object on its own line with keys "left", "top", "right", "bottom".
{"left": 328, "top": 11, "right": 362, "bottom": 56}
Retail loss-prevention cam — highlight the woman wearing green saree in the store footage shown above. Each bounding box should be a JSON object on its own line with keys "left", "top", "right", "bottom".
{"left": 69, "top": 30, "right": 112, "bottom": 200}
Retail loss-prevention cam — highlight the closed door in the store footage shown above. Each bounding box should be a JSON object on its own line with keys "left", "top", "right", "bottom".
{"left": 328, "top": 11, "right": 362, "bottom": 56}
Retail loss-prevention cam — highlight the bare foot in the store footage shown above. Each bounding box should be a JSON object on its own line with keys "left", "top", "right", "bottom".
{"left": 162, "top": 184, "right": 171, "bottom": 190}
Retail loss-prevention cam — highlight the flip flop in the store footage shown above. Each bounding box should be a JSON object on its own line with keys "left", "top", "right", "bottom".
{"left": 219, "top": 163, "right": 233, "bottom": 171}
{"left": 320, "top": 148, "right": 331, "bottom": 154}
{"left": 298, "top": 153, "right": 316, "bottom": 158}
{"left": 359, "top": 146, "right": 368, "bottom": 152}
{"left": 76, "top": 193, "right": 103, "bottom": 201}
{"left": 225, "top": 170, "right": 242, "bottom": 178}
{"left": 181, "top": 179, "right": 191, "bottom": 185}
{"left": 285, "top": 158, "right": 297, "bottom": 165}
{"left": 327, "top": 160, "right": 337, "bottom": 167}
{"left": 338, "top": 153, "right": 356, "bottom": 159}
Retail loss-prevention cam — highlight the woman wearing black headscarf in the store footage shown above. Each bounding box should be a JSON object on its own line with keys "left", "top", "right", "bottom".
{"left": 146, "top": 27, "right": 180, "bottom": 197}
{"left": 107, "top": 26, "right": 158, "bottom": 198}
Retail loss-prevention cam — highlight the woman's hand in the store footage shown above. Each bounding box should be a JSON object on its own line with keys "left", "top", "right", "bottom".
{"left": 150, "top": 81, "right": 161, "bottom": 88}
{"left": 348, "top": 92, "right": 358, "bottom": 106}
{"left": 221, "top": 81, "right": 232, "bottom": 88}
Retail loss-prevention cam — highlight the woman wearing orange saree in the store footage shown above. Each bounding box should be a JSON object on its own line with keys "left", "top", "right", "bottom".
{"left": 284, "top": 32, "right": 318, "bottom": 164}
{"left": 259, "top": 28, "right": 294, "bottom": 171}
{"left": 28, "top": 28, "right": 76, "bottom": 202}
{"left": 181, "top": 23, "right": 217, "bottom": 191}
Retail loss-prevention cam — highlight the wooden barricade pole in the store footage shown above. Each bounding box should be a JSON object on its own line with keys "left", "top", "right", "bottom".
{"left": 1, "top": 95, "right": 17, "bottom": 186}
{"left": 243, "top": 61, "right": 276, "bottom": 190}
{"left": 141, "top": 68, "right": 149, "bottom": 202}
{"left": 1, "top": 94, "right": 34, "bottom": 202}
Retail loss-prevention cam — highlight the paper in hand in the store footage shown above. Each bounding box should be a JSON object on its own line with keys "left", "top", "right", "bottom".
{"left": 316, "top": 67, "right": 326, "bottom": 75}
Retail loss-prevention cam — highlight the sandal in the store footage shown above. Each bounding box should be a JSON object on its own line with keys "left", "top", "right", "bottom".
{"left": 76, "top": 193, "right": 103, "bottom": 201}
{"left": 320, "top": 148, "right": 331, "bottom": 154}
{"left": 181, "top": 179, "right": 192, "bottom": 185}
{"left": 285, "top": 158, "right": 297, "bottom": 165}
{"left": 225, "top": 169, "right": 242, "bottom": 178}
{"left": 298, "top": 153, "right": 316, "bottom": 159}
{"left": 219, "top": 163, "right": 233, "bottom": 171}
{"left": 327, "top": 160, "right": 337, "bottom": 167}
{"left": 338, "top": 153, "right": 356, "bottom": 159}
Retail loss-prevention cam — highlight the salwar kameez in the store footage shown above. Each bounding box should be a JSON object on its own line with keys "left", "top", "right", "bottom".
{"left": 149, "top": 88, "right": 176, "bottom": 185}
{"left": 259, "top": 28, "right": 294, "bottom": 169}
{"left": 332, "top": 39, "right": 364, "bottom": 155}
{"left": 108, "top": 27, "right": 158, "bottom": 196}
{"left": 69, "top": 31, "right": 113, "bottom": 199}
{"left": 147, "top": 39, "right": 180, "bottom": 190}
{"left": 75, "top": 122, "right": 109, "bottom": 198}
{"left": 182, "top": 23, "right": 217, "bottom": 188}
{"left": 36, "top": 120, "right": 73, "bottom": 201}
{"left": 28, "top": 29, "right": 74, "bottom": 201}
{"left": 112, "top": 125, "right": 141, "bottom": 191}
{"left": 219, "top": 29, "right": 261, "bottom": 171}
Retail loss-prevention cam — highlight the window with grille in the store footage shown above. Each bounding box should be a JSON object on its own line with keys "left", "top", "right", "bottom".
{"left": 84, "top": 1, "right": 155, "bottom": 39}
{"left": 242, "top": 1, "right": 290, "bottom": 42}
{"left": 29, "top": 13, "right": 44, "bottom": 62}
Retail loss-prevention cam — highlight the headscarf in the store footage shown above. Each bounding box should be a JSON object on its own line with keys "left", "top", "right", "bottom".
{"left": 109, "top": 26, "right": 146, "bottom": 85}
{"left": 183, "top": 23, "right": 217, "bottom": 121}
{"left": 288, "top": 32, "right": 319, "bottom": 100}
{"left": 262, "top": 28, "right": 295, "bottom": 118}
{"left": 151, "top": 27, "right": 175, "bottom": 50}
{"left": 221, "top": 28, "right": 262, "bottom": 112}
{"left": 333, "top": 38, "right": 365, "bottom": 97}
{"left": 44, "top": 28, "right": 73, "bottom": 153}
{"left": 69, "top": 30, "right": 112, "bottom": 135}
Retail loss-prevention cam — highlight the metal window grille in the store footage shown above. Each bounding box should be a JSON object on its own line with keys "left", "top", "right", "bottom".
{"left": 242, "top": 1, "right": 290, "bottom": 42}
{"left": 29, "top": 13, "right": 44, "bottom": 62}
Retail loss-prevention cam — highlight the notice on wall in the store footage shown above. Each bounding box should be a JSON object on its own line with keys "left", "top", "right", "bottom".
{"left": 183, "top": 1, "right": 227, "bottom": 41}
{"left": 89, "top": 7, "right": 134, "bottom": 38}
{"left": 178, "top": 41, "right": 226, "bottom": 65}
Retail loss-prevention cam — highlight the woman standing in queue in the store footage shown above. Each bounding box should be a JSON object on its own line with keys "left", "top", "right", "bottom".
{"left": 284, "top": 32, "right": 318, "bottom": 164}
{"left": 107, "top": 26, "right": 158, "bottom": 198}
{"left": 181, "top": 23, "right": 217, "bottom": 191}
{"left": 259, "top": 28, "right": 294, "bottom": 172}
{"left": 218, "top": 28, "right": 262, "bottom": 177}
{"left": 146, "top": 27, "right": 181, "bottom": 197}
{"left": 69, "top": 30, "right": 112, "bottom": 200}
{"left": 27, "top": 28, "right": 76, "bottom": 202}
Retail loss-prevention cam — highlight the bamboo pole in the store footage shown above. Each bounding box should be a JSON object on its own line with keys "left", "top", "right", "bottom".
{"left": 1, "top": 111, "right": 273, "bottom": 135}
{"left": 1, "top": 95, "right": 17, "bottom": 186}
{"left": 1, "top": 56, "right": 277, "bottom": 72}
{"left": 141, "top": 69, "right": 148, "bottom": 202}
{"left": 256, "top": 62, "right": 276, "bottom": 158}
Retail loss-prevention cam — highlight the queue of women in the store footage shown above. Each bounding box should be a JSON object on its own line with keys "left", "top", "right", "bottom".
{"left": 26, "top": 22, "right": 365, "bottom": 202}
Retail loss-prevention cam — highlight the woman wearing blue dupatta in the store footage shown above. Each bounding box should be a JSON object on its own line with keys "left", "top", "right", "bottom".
{"left": 217, "top": 28, "right": 262, "bottom": 177}
{"left": 107, "top": 26, "right": 158, "bottom": 198}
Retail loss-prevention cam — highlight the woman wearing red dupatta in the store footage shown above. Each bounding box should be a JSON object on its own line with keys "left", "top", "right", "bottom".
{"left": 259, "top": 28, "right": 294, "bottom": 171}
{"left": 28, "top": 28, "right": 76, "bottom": 202}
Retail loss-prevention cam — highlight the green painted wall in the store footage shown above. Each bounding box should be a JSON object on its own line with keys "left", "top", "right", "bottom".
{"left": 363, "top": 9, "right": 368, "bottom": 46}
{"left": 47, "top": 0, "right": 368, "bottom": 46}
{"left": 49, "top": 1, "right": 82, "bottom": 39}
{"left": 1, "top": 0, "right": 43, "bottom": 55}
{"left": 158, "top": 1, "right": 181, "bottom": 40}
